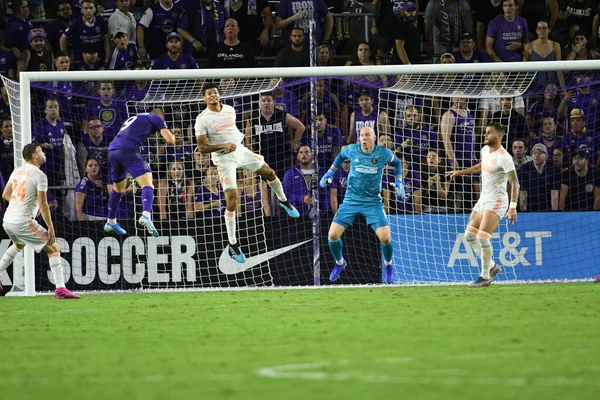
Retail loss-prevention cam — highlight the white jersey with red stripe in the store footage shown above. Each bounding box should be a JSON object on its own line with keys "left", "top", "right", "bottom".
{"left": 194, "top": 104, "right": 244, "bottom": 148}
{"left": 4, "top": 164, "right": 48, "bottom": 224}
{"left": 479, "top": 145, "right": 515, "bottom": 203}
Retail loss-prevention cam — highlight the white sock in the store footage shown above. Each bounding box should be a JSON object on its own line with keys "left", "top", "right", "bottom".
{"left": 49, "top": 252, "right": 65, "bottom": 288}
{"left": 224, "top": 210, "right": 237, "bottom": 245}
{"left": 142, "top": 211, "right": 151, "bottom": 219}
{"left": 478, "top": 233, "right": 493, "bottom": 279}
{"left": 0, "top": 245, "right": 20, "bottom": 273}
{"left": 108, "top": 218, "right": 116, "bottom": 224}
{"left": 465, "top": 227, "right": 481, "bottom": 258}
{"left": 267, "top": 178, "right": 288, "bottom": 202}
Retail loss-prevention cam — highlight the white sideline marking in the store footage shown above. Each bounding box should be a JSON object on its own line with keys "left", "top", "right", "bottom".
{"left": 256, "top": 348, "right": 598, "bottom": 387}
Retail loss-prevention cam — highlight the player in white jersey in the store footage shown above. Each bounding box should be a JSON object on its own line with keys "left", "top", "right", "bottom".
{"left": 0, "top": 143, "right": 80, "bottom": 298}
{"left": 447, "top": 122, "right": 520, "bottom": 287}
{"left": 195, "top": 82, "right": 299, "bottom": 263}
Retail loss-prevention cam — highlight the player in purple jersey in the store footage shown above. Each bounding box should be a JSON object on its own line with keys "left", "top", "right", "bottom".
{"left": 60, "top": 0, "right": 110, "bottom": 65}
{"left": 104, "top": 109, "right": 175, "bottom": 237}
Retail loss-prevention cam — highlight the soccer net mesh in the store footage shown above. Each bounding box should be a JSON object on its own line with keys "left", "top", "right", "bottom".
{"left": 1, "top": 63, "right": 599, "bottom": 294}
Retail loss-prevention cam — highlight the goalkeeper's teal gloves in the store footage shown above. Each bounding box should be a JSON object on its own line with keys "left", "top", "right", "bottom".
{"left": 319, "top": 169, "right": 335, "bottom": 188}
{"left": 394, "top": 178, "right": 407, "bottom": 200}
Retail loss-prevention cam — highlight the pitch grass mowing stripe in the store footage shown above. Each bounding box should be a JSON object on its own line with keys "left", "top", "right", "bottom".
{"left": 1, "top": 283, "right": 598, "bottom": 400}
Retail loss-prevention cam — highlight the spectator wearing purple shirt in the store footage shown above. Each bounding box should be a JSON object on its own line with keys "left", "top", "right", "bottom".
{"left": 150, "top": 32, "right": 199, "bottom": 69}
{"left": 530, "top": 115, "right": 568, "bottom": 156}
{"left": 46, "top": 52, "right": 76, "bottom": 128}
{"left": 32, "top": 98, "right": 67, "bottom": 189}
{"left": 61, "top": 0, "right": 111, "bottom": 66}
{"left": 194, "top": 166, "right": 224, "bottom": 219}
{"left": 45, "top": 1, "right": 74, "bottom": 54}
{"left": 348, "top": 91, "right": 390, "bottom": 144}
{"left": 564, "top": 108, "right": 600, "bottom": 167}
{"left": 77, "top": 117, "right": 110, "bottom": 181}
{"left": 558, "top": 71, "right": 600, "bottom": 130}
{"left": 108, "top": 29, "right": 140, "bottom": 70}
{"left": 282, "top": 146, "right": 329, "bottom": 215}
{"left": 75, "top": 157, "right": 109, "bottom": 220}
{"left": 300, "top": 80, "right": 341, "bottom": 131}
{"left": 4, "top": 0, "right": 33, "bottom": 58}
{"left": 274, "top": 0, "right": 333, "bottom": 45}
{"left": 176, "top": 0, "right": 229, "bottom": 58}
{"left": 159, "top": 160, "right": 193, "bottom": 220}
{"left": 17, "top": 29, "right": 54, "bottom": 80}
{"left": 486, "top": 0, "right": 529, "bottom": 62}
{"left": 138, "top": 0, "right": 185, "bottom": 59}
{"left": 272, "top": 87, "right": 300, "bottom": 118}
{"left": 83, "top": 81, "right": 128, "bottom": 140}
{"left": 0, "top": 116, "right": 14, "bottom": 182}
{"left": 311, "top": 112, "right": 343, "bottom": 170}
{"left": 124, "top": 62, "right": 150, "bottom": 102}
{"left": 526, "top": 82, "right": 561, "bottom": 132}
{"left": 453, "top": 32, "right": 488, "bottom": 64}
{"left": 383, "top": 153, "right": 421, "bottom": 214}
{"left": 395, "top": 105, "right": 438, "bottom": 170}
{"left": 158, "top": 125, "right": 194, "bottom": 179}
{"left": 0, "top": 46, "right": 18, "bottom": 79}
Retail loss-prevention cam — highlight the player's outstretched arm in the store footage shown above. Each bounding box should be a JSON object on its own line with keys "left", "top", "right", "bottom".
{"left": 507, "top": 169, "right": 520, "bottom": 223}
{"left": 446, "top": 163, "right": 481, "bottom": 181}
{"left": 160, "top": 128, "right": 176, "bottom": 145}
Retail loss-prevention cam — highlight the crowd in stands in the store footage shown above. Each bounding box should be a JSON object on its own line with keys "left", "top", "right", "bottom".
{"left": 1, "top": 0, "right": 600, "bottom": 223}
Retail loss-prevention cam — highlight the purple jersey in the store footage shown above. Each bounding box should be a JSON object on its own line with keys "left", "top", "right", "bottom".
{"left": 453, "top": 49, "right": 488, "bottom": 64}
{"left": 76, "top": 176, "right": 108, "bottom": 217}
{"left": 45, "top": 19, "right": 69, "bottom": 55}
{"left": 138, "top": 2, "right": 184, "bottom": 57}
{"left": 314, "top": 125, "right": 343, "bottom": 169}
{"left": 276, "top": 0, "right": 330, "bottom": 44}
{"left": 32, "top": 119, "right": 66, "bottom": 185}
{"left": 241, "top": 184, "right": 263, "bottom": 217}
{"left": 64, "top": 16, "right": 108, "bottom": 63}
{"left": 0, "top": 46, "right": 17, "bottom": 78}
{"left": 124, "top": 82, "right": 150, "bottom": 102}
{"left": 486, "top": 15, "right": 528, "bottom": 62}
{"left": 449, "top": 109, "right": 476, "bottom": 167}
{"left": 273, "top": 89, "right": 300, "bottom": 117}
{"left": 352, "top": 108, "right": 379, "bottom": 141}
{"left": 109, "top": 113, "right": 167, "bottom": 150}
{"left": 195, "top": 186, "right": 223, "bottom": 218}
{"left": 84, "top": 100, "right": 129, "bottom": 140}
{"left": 150, "top": 52, "right": 199, "bottom": 69}
{"left": 395, "top": 126, "right": 439, "bottom": 169}
{"left": 567, "top": 90, "right": 600, "bottom": 129}
{"left": 108, "top": 42, "right": 139, "bottom": 70}
{"left": 3, "top": 16, "right": 32, "bottom": 53}
{"left": 564, "top": 129, "right": 600, "bottom": 163}
{"left": 79, "top": 133, "right": 110, "bottom": 181}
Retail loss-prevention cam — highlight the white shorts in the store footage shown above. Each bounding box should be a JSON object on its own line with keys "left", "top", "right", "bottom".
{"left": 211, "top": 146, "right": 265, "bottom": 191}
{"left": 473, "top": 197, "right": 509, "bottom": 220}
{"left": 2, "top": 219, "right": 49, "bottom": 253}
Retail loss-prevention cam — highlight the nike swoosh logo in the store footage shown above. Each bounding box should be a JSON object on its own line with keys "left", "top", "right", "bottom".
{"left": 218, "top": 240, "right": 312, "bottom": 275}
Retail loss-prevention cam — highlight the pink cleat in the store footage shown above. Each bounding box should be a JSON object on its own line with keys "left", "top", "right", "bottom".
{"left": 55, "top": 287, "right": 81, "bottom": 299}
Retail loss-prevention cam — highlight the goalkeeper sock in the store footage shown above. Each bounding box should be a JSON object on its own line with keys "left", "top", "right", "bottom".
{"left": 381, "top": 242, "right": 394, "bottom": 265}
{"left": 141, "top": 186, "right": 154, "bottom": 215}
{"left": 328, "top": 238, "right": 344, "bottom": 263}
{"left": 49, "top": 252, "right": 65, "bottom": 288}
{"left": 0, "top": 245, "right": 20, "bottom": 273}
{"left": 477, "top": 232, "right": 493, "bottom": 280}
{"left": 225, "top": 210, "right": 237, "bottom": 245}
{"left": 107, "top": 190, "right": 123, "bottom": 220}
{"left": 465, "top": 226, "right": 481, "bottom": 258}
{"left": 267, "top": 178, "right": 288, "bottom": 202}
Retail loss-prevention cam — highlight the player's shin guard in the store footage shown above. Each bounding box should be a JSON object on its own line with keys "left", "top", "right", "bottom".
{"left": 328, "top": 238, "right": 344, "bottom": 263}
{"left": 465, "top": 226, "right": 481, "bottom": 258}
{"left": 267, "top": 178, "right": 287, "bottom": 202}
{"left": 381, "top": 242, "right": 394, "bottom": 265}
{"left": 107, "top": 190, "right": 123, "bottom": 220}
{"left": 477, "top": 232, "right": 493, "bottom": 280}
{"left": 0, "top": 245, "right": 20, "bottom": 273}
{"left": 224, "top": 210, "right": 237, "bottom": 245}
{"left": 141, "top": 186, "right": 154, "bottom": 216}
{"left": 49, "top": 252, "right": 65, "bottom": 288}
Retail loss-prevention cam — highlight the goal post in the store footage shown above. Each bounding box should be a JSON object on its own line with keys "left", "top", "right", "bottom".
{"left": 2, "top": 60, "right": 600, "bottom": 296}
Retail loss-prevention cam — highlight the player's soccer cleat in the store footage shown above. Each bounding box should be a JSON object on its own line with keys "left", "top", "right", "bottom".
{"left": 384, "top": 264, "right": 394, "bottom": 284}
{"left": 228, "top": 243, "right": 246, "bottom": 263}
{"left": 138, "top": 216, "right": 159, "bottom": 237}
{"left": 469, "top": 276, "right": 493, "bottom": 287}
{"left": 55, "top": 287, "right": 81, "bottom": 299}
{"left": 104, "top": 222, "right": 127, "bottom": 235}
{"left": 329, "top": 259, "right": 347, "bottom": 282}
{"left": 594, "top": 276, "right": 600, "bottom": 283}
{"left": 489, "top": 263, "right": 502, "bottom": 280}
{"left": 279, "top": 201, "right": 300, "bottom": 218}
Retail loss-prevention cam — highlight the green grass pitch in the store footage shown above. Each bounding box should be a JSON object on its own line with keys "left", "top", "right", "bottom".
{"left": 1, "top": 283, "right": 599, "bottom": 400}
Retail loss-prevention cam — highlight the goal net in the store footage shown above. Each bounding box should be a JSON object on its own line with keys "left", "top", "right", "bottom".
{"left": 1, "top": 61, "right": 599, "bottom": 295}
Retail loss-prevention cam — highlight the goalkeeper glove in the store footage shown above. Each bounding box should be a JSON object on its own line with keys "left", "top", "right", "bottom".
{"left": 393, "top": 178, "right": 407, "bottom": 200}
{"left": 319, "top": 169, "right": 335, "bottom": 188}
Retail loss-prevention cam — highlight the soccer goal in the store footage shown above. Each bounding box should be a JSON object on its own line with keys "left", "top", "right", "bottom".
{"left": 2, "top": 60, "right": 599, "bottom": 296}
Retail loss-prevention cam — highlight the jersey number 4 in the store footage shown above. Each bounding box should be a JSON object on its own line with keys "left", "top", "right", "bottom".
{"left": 11, "top": 179, "right": 27, "bottom": 202}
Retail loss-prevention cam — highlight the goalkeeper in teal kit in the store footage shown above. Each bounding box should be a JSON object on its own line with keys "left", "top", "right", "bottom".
{"left": 320, "top": 127, "right": 406, "bottom": 284}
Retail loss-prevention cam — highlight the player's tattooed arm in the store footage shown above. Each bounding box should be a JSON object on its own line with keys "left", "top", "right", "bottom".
{"left": 507, "top": 169, "right": 520, "bottom": 205}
